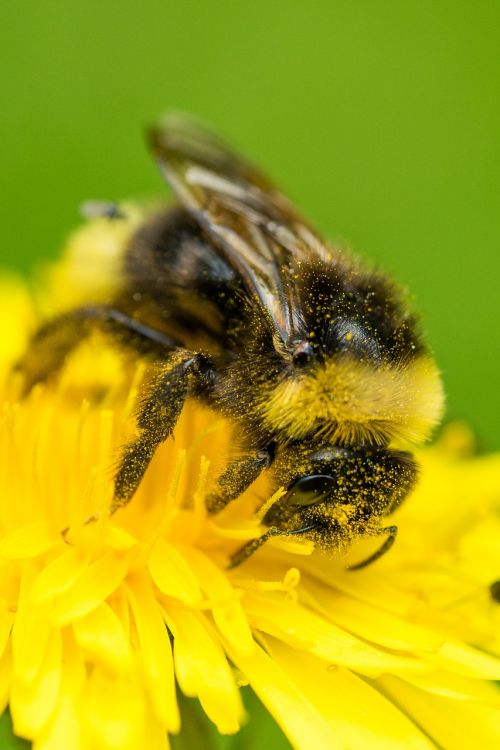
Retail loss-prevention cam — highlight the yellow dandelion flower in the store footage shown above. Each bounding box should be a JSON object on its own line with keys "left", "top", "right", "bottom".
{"left": 1, "top": 221, "right": 500, "bottom": 750}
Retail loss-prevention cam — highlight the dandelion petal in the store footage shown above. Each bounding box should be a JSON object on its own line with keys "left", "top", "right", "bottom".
{"left": 242, "top": 592, "right": 426, "bottom": 676}
{"left": 148, "top": 539, "right": 202, "bottom": 606}
{"left": 0, "top": 523, "right": 55, "bottom": 560}
{"left": 226, "top": 637, "right": 342, "bottom": 750}
{"left": 10, "top": 628, "right": 62, "bottom": 737}
{"left": 85, "top": 667, "right": 145, "bottom": 750}
{"left": 51, "top": 552, "right": 130, "bottom": 626}
{"left": 302, "top": 579, "right": 443, "bottom": 652}
{"left": 183, "top": 546, "right": 254, "bottom": 655}
{"left": 167, "top": 605, "right": 244, "bottom": 735}
{"left": 126, "top": 575, "right": 179, "bottom": 734}
{"left": 29, "top": 549, "right": 86, "bottom": 606}
{"left": 381, "top": 675, "right": 500, "bottom": 749}
{"left": 265, "top": 637, "right": 436, "bottom": 750}
{"left": 72, "top": 601, "right": 132, "bottom": 673}
{"left": 428, "top": 641, "right": 500, "bottom": 680}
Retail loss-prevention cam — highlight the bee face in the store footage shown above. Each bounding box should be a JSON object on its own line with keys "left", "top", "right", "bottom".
{"left": 264, "top": 446, "right": 418, "bottom": 550}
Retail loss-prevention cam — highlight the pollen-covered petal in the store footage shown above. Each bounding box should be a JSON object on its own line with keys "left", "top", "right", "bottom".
{"left": 51, "top": 551, "right": 131, "bottom": 626}
{"left": 148, "top": 538, "right": 202, "bottom": 606}
{"left": 380, "top": 675, "right": 500, "bottom": 750}
{"left": 182, "top": 546, "right": 255, "bottom": 656}
{"left": 241, "top": 591, "right": 428, "bottom": 676}
{"left": 225, "top": 637, "right": 343, "bottom": 750}
{"left": 126, "top": 574, "right": 179, "bottom": 734}
{"left": 166, "top": 604, "right": 245, "bottom": 734}
{"left": 72, "top": 601, "right": 132, "bottom": 673}
{"left": 264, "top": 636, "right": 436, "bottom": 750}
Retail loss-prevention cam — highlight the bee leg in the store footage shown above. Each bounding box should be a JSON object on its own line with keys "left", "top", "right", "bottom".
{"left": 17, "top": 305, "right": 181, "bottom": 393}
{"left": 228, "top": 523, "right": 317, "bottom": 569}
{"left": 112, "top": 351, "right": 215, "bottom": 512}
{"left": 346, "top": 525, "right": 398, "bottom": 571}
{"left": 205, "top": 448, "right": 274, "bottom": 515}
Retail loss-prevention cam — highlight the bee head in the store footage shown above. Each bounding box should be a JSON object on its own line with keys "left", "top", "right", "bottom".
{"left": 264, "top": 446, "right": 417, "bottom": 545}
{"left": 262, "top": 262, "right": 444, "bottom": 447}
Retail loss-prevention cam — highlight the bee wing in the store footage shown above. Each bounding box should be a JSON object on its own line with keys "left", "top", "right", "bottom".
{"left": 148, "top": 113, "right": 326, "bottom": 344}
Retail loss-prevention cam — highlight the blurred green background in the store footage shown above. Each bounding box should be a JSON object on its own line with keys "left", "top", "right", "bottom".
{"left": 2, "top": 1, "right": 500, "bottom": 450}
{"left": 1, "top": 2, "right": 499, "bottom": 748}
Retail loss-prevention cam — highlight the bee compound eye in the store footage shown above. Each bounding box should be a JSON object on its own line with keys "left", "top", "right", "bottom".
{"left": 286, "top": 474, "right": 337, "bottom": 506}
{"left": 327, "top": 318, "right": 380, "bottom": 361}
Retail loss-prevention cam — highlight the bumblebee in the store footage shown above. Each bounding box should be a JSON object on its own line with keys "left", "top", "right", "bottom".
{"left": 20, "top": 114, "right": 444, "bottom": 568}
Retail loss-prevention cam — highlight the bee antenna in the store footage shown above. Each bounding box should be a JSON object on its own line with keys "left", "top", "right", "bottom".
{"left": 346, "top": 525, "right": 398, "bottom": 571}
{"left": 80, "top": 200, "right": 126, "bottom": 221}
{"left": 228, "top": 523, "right": 317, "bottom": 569}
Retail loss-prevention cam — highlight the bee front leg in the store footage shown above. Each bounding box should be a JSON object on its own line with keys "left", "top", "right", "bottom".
{"left": 112, "top": 350, "right": 215, "bottom": 512}
{"left": 205, "top": 448, "right": 274, "bottom": 515}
